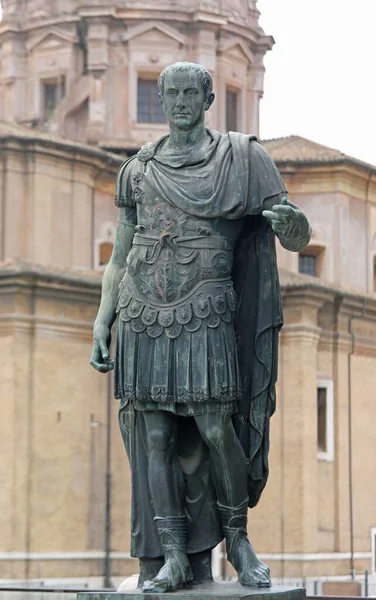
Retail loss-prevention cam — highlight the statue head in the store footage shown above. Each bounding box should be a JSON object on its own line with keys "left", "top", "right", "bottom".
{"left": 158, "top": 62, "right": 215, "bottom": 132}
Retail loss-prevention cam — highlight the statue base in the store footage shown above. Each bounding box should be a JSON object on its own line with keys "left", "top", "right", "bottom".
{"left": 77, "top": 583, "right": 305, "bottom": 600}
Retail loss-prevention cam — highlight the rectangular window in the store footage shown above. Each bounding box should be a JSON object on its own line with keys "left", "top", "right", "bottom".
{"left": 317, "top": 387, "right": 327, "bottom": 453}
{"left": 42, "top": 76, "right": 66, "bottom": 123}
{"left": 317, "top": 380, "right": 334, "bottom": 461}
{"left": 43, "top": 82, "right": 57, "bottom": 119}
{"left": 60, "top": 75, "right": 66, "bottom": 100}
{"left": 373, "top": 257, "right": 376, "bottom": 292}
{"left": 137, "top": 79, "right": 165, "bottom": 123}
{"left": 299, "top": 254, "right": 317, "bottom": 276}
{"left": 226, "top": 89, "right": 238, "bottom": 132}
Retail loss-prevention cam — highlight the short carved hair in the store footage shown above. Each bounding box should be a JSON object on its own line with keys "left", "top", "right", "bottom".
{"left": 158, "top": 62, "right": 213, "bottom": 99}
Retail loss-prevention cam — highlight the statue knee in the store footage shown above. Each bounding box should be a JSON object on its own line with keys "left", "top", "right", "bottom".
{"left": 147, "top": 426, "right": 173, "bottom": 452}
{"left": 200, "top": 422, "right": 225, "bottom": 450}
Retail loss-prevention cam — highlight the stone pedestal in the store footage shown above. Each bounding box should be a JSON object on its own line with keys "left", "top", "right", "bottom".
{"left": 77, "top": 583, "right": 305, "bottom": 600}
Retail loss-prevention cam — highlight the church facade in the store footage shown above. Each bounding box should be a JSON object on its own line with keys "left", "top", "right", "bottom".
{"left": 1, "top": 0, "right": 376, "bottom": 587}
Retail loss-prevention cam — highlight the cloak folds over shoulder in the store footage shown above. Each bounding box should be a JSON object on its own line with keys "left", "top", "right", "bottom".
{"left": 116, "top": 130, "right": 286, "bottom": 557}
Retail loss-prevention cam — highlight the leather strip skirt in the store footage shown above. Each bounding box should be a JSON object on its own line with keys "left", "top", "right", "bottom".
{"left": 114, "top": 315, "right": 241, "bottom": 416}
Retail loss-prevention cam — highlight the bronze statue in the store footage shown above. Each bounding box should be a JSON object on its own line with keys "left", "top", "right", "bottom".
{"left": 90, "top": 62, "right": 311, "bottom": 593}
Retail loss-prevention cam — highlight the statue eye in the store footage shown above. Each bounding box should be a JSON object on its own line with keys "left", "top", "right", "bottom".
{"left": 187, "top": 89, "right": 197, "bottom": 95}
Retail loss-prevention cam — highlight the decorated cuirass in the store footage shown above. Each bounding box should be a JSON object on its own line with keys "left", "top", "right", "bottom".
{"left": 117, "top": 161, "right": 244, "bottom": 340}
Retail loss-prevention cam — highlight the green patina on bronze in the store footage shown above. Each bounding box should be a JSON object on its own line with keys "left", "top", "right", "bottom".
{"left": 90, "top": 62, "right": 311, "bottom": 594}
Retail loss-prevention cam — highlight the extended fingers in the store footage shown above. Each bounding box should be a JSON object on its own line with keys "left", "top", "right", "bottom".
{"left": 262, "top": 210, "right": 289, "bottom": 224}
{"left": 271, "top": 204, "right": 295, "bottom": 216}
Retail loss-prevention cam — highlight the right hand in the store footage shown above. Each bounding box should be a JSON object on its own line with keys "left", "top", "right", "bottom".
{"left": 90, "top": 324, "right": 114, "bottom": 373}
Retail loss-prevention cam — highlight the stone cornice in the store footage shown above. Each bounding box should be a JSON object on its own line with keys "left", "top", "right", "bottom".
{"left": 0, "top": 264, "right": 101, "bottom": 339}
{"left": 0, "top": 314, "right": 94, "bottom": 341}
{"left": 0, "top": 135, "right": 122, "bottom": 173}
{"left": 280, "top": 323, "right": 321, "bottom": 346}
{"left": 318, "top": 330, "right": 352, "bottom": 354}
{"left": 318, "top": 329, "right": 376, "bottom": 357}
{"left": 122, "top": 20, "right": 187, "bottom": 45}
{"left": 281, "top": 284, "right": 338, "bottom": 310}
{"left": 0, "top": 261, "right": 102, "bottom": 293}
{"left": 4, "top": 15, "right": 80, "bottom": 35}
{"left": 0, "top": 4, "right": 274, "bottom": 58}
{"left": 218, "top": 37, "right": 254, "bottom": 63}
{"left": 26, "top": 26, "right": 78, "bottom": 51}
{"left": 280, "top": 276, "right": 376, "bottom": 315}
{"left": 275, "top": 160, "right": 376, "bottom": 198}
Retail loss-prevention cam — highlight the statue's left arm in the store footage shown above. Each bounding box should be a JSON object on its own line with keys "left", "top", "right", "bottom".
{"left": 262, "top": 194, "right": 311, "bottom": 252}
{"left": 243, "top": 139, "right": 311, "bottom": 252}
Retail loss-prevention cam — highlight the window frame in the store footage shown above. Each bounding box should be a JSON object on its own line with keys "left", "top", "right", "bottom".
{"left": 317, "top": 379, "right": 334, "bottom": 462}
{"left": 225, "top": 86, "right": 239, "bottom": 132}
{"left": 298, "top": 244, "right": 325, "bottom": 278}
{"left": 299, "top": 254, "right": 318, "bottom": 277}
{"left": 137, "top": 77, "right": 165, "bottom": 124}
{"left": 41, "top": 74, "right": 66, "bottom": 124}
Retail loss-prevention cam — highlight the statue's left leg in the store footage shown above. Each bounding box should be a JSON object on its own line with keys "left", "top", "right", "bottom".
{"left": 194, "top": 412, "right": 271, "bottom": 588}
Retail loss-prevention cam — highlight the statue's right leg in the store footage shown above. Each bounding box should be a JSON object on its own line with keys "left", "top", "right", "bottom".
{"left": 141, "top": 410, "right": 193, "bottom": 593}
{"left": 143, "top": 410, "right": 183, "bottom": 517}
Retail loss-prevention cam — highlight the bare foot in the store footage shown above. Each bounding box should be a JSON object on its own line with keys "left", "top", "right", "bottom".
{"left": 230, "top": 534, "right": 271, "bottom": 588}
{"left": 142, "top": 550, "right": 193, "bottom": 593}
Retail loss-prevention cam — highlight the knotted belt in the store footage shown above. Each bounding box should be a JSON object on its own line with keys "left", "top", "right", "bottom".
{"left": 132, "top": 232, "right": 233, "bottom": 265}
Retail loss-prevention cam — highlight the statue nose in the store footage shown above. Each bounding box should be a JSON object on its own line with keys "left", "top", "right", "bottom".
{"left": 176, "top": 94, "right": 186, "bottom": 107}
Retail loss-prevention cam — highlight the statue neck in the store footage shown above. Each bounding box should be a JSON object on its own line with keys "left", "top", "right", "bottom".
{"left": 167, "top": 122, "right": 207, "bottom": 151}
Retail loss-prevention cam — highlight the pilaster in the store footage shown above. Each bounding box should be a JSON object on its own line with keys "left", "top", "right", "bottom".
{"left": 86, "top": 18, "right": 110, "bottom": 143}
{"left": 248, "top": 53, "right": 265, "bottom": 137}
{"left": 279, "top": 288, "right": 330, "bottom": 576}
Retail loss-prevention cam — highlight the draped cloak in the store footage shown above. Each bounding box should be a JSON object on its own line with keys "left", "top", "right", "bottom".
{"left": 115, "top": 130, "right": 286, "bottom": 558}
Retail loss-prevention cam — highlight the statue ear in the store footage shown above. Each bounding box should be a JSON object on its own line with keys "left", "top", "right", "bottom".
{"left": 205, "top": 93, "right": 215, "bottom": 111}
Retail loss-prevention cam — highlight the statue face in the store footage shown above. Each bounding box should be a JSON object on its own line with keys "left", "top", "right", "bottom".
{"left": 161, "top": 70, "right": 209, "bottom": 131}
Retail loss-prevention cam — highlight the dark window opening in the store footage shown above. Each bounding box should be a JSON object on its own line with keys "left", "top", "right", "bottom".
{"left": 44, "top": 82, "right": 57, "bottom": 120}
{"left": 226, "top": 89, "right": 238, "bottom": 132}
{"left": 137, "top": 79, "right": 165, "bottom": 123}
{"left": 77, "top": 20, "right": 88, "bottom": 76}
{"left": 61, "top": 76, "right": 66, "bottom": 100}
{"left": 299, "top": 254, "right": 318, "bottom": 277}
{"left": 317, "top": 387, "right": 327, "bottom": 453}
{"left": 43, "top": 76, "right": 66, "bottom": 123}
{"left": 373, "top": 257, "right": 376, "bottom": 292}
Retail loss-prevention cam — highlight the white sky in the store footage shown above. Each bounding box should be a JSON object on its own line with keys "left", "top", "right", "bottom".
{"left": 257, "top": 0, "right": 376, "bottom": 166}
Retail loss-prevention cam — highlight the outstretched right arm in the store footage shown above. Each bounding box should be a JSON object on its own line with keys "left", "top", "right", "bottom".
{"left": 90, "top": 208, "right": 135, "bottom": 373}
